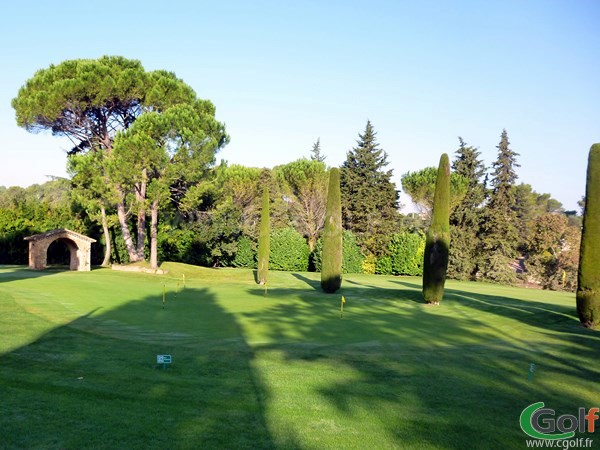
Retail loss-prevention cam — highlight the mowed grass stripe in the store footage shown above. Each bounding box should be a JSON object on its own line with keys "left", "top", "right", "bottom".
{"left": 1, "top": 264, "right": 598, "bottom": 449}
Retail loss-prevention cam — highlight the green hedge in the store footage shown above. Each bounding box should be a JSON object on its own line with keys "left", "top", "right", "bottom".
{"left": 313, "top": 230, "right": 364, "bottom": 274}
{"left": 373, "top": 231, "right": 425, "bottom": 276}
{"left": 375, "top": 256, "right": 393, "bottom": 275}
{"left": 269, "top": 227, "right": 310, "bottom": 271}
{"left": 232, "top": 236, "right": 256, "bottom": 268}
{"left": 390, "top": 231, "right": 425, "bottom": 276}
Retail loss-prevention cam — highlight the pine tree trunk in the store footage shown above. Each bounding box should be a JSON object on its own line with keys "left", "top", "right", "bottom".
{"left": 116, "top": 199, "right": 141, "bottom": 263}
{"left": 100, "top": 205, "right": 111, "bottom": 267}
{"left": 308, "top": 236, "right": 316, "bottom": 253}
{"left": 149, "top": 199, "right": 159, "bottom": 270}
{"left": 135, "top": 169, "right": 147, "bottom": 261}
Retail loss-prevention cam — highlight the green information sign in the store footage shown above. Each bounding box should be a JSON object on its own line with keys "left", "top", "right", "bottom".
{"left": 157, "top": 354, "right": 172, "bottom": 368}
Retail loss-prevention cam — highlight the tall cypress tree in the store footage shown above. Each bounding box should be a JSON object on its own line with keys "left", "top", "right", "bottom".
{"left": 480, "top": 129, "right": 520, "bottom": 283}
{"left": 422, "top": 154, "right": 450, "bottom": 304}
{"left": 321, "top": 168, "right": 343, "bottom": 293}
{"left": 257, "top": 188, "right": 270, "bottom": 285}
{"left": 577, "top": 144, "right": 600, "bottom": 328}
{"left": 340, "top": 120, "right": 400, "bottom": 257}
{"left": 449, "top": 137, "right": 486, "bottom": 280}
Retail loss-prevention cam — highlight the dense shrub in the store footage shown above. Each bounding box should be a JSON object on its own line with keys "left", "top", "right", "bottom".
{"left": 360, "top": 231, "right": 425, "bottom": 276}
{"left": 361, "top": 254, "right": 377, "bottom": 274}
{"left": 232, "top": 236, "right": 256, "bottom": 268}
{"left": 158, "top": 227, "right": 196, "bottom": 263}
{"left": 389, "top": 231, "right": 425, "bottom": 276}
{"left": 269, "top": 227, "right": 310, "bottom": 271}
{"left": 375, "top": 256, "right": 392, "bottom": 275}
{"left": 313, "top": 230, "right": 364, "bottom": 274}
{"left": 341, "top": 230, "right": 364, "bottom": 273}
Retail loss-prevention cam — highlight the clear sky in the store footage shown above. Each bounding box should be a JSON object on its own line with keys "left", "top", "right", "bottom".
{"left": 0, "top": 0, "right": 598, "bottom": 211}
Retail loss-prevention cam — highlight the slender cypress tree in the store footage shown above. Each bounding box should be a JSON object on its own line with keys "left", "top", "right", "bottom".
{"left": 321, "top": 168, "right": 343, "bottom": 293}
{"left": 577, "top": 144, "right": 600, "bottom": 328}
{"left": 422, "top": 154, "right": 450, "bottom": 304}
{"left": 257, "top": 188, "right": 270, "bottom": 285}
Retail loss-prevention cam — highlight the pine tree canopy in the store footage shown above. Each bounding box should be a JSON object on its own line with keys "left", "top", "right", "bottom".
{"left": 310, "top": 138, "right": 326, "bottom": 162}
{"left": 489, "top": 129, "right": 520, "bottom": 209}
{"left": 479, "top": 129, "right": 521, "bottom": 283}
{"left": 340, "top": 120, "right": 400, "bottom": 256}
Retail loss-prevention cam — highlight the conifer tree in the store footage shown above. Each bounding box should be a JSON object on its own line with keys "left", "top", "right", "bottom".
{"left": 340, "top": 121, "right": 400, "bottom": 257}
{"left": 479, "top": 129, "right": 520, "bottom": 283}
{"left": 257, "top": 188, "right": 270, "bottom": 285}
{"left": 310, "top": 138, "right": 326, "bottom": 162}
{"left": 321, "top": 168, "right": 342, "bottom": 293}
{"left": 449, "top": 137, "right": 486, "bottom": 280}
{"left": 577, "top": 144, "right": 600, "bottom": 328}
{"left": 422, "top": 154, "right": 450, "bottom": 304}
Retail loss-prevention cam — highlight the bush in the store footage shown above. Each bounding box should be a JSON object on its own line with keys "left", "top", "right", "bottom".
{"left": 362, "top": 254, "right": 377, "bottom": 274}
{"left": 313, "top": 230, "right": 364, "bottom": 274}
{"left": 269, "top": 227, "right": 310, "bottom": 271}
{"left": 342, "top": 230, "right": 364, "bottom": 273}
{"left": 375, "top": 256, "right": 392, "bottom": 275}
{"left": 232, "top": 236, "right": 256, "bottom": 268}
{"left": 389, "top": 231, "right": 425, "bottom": 276}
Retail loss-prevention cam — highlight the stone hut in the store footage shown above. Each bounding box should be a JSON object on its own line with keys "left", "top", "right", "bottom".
{"left": 24, "top": 229, "right": 96, "bottom": 271}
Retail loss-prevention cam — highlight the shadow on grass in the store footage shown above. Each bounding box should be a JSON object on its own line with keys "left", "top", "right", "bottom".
{"left": 3, "top": 270, "right": 600, "bottom": 448}
{"left": 0, "top": 265, "right": 68, "bottom": 283}
{"left": 291, "top": 273, "right": 320, "bottom": 290}
{"left": 241, "top": 276, "right": 600, "bottom": 448}
{"left": 0, "top": 286, "right": 279, "bottom": 449}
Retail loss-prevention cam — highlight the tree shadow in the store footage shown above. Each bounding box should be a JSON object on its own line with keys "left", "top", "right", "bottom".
{"left": 393, "top": 280, "right": 422, "bottom": 290}
{"left": 1, "top": 285, "right": 278, "bottom": 449}
{"left": 291, "top": 273, "right": 320, "bottom": 291}
{"left": 3, "top": 269, "right": 599, "bottom": 448}
{"left": 240, "top": 274, "right": 600, "bottom": 448}
{"left": 0, "top": 265, "right": 67, "bottom": 283}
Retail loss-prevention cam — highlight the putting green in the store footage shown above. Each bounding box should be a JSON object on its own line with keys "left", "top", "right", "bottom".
{"left": 1, "top": 264, "right": 598, "bottom": 448}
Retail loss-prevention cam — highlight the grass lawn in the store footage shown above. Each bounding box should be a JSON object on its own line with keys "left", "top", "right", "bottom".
{"left": 1, "top": 263, "right": 599, "bottom": 449}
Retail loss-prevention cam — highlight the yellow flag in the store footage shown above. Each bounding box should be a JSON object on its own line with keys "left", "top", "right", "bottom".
{"left": 342, "top": 296, "right": 346, "bottom": 304}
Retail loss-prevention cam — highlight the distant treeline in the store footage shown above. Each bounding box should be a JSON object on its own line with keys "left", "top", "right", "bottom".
{"left": 0, "top": 125, "right": 582, "bottom": 292}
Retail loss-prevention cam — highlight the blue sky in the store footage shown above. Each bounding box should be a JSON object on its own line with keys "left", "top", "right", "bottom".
{"left": 0, "top": 0, "right": 598, "bottom": 211}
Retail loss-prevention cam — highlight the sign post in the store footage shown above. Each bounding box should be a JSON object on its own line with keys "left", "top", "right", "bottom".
{"left": 528, "top": 362, "right": 536, "bottom": 382}
{"left": 157, "top": 354, "right": 172, "bottom": 370}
